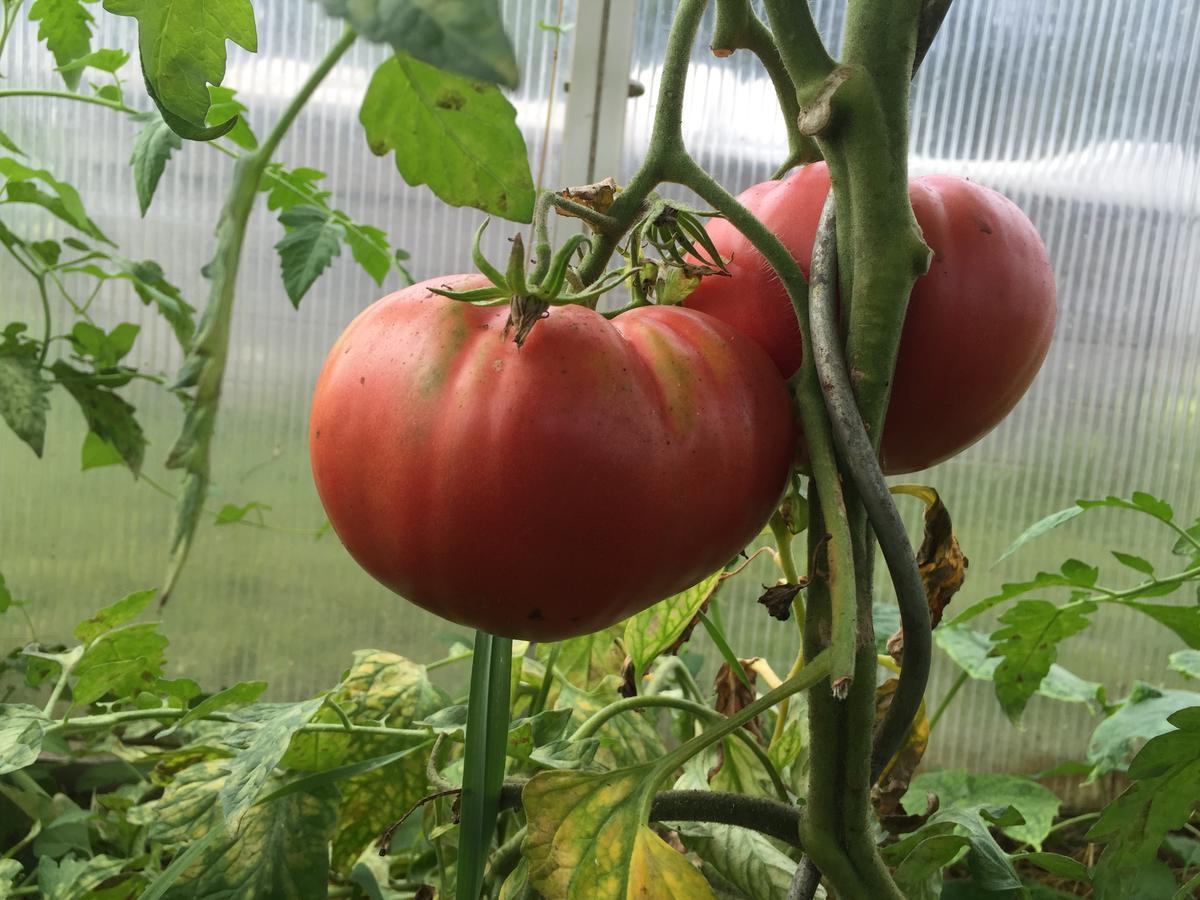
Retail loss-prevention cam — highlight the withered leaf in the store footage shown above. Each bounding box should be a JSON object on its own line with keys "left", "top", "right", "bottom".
{"left": 758, "top": 582, "right": 805, "bottom": 621}
{"left": 888, "top": 484, "right": 969, "bottom": 659}
{"left": 871, "top": 677, "right": 932, "bottom": 834}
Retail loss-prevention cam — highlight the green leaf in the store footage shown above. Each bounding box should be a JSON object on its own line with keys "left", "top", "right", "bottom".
{"left": 344, "top": 221, "right": 394, "bottom": 285}
{"left": 130, "top": 110, "right": 182, "bottom": 216}
{"left": 0, "top": 127, "right": 24, "bottom": 156}
{"left": 218, "top": 696, "right": 326, "bottom": 829}
{"left": 990, "top": 599, "right": 1096, "bottom": 722}
{"left": 0, "top": 351, "right": 50, "bottom": 457}
{"left": 0, "top": 157, "right": 111, "bottom": 242}
{"left": 360, "top": 52, "right": 534, "bottom": 222}
{"left": 159, "top": 681, "right": 267, "bottom": 736}
{"left": 0, "top": 858, "right": 23, "bottom": 895}
{"left": 73, "top": 622, "right": 168, "bottom": 703}
{"left": 206, "top": 84, "right": 257, "bottom": 149}
{"left": 1169, "top": 649, "right": 1200, "bottom": 680}
{"left": 37, "top": 855, "right": 126, "bottom": 900}
{"left": 948, "top": 565, "right": 1094, "bottom": 627}
{"left": 0, "top": 704, "right": 50, "bottom": 775}
{"left": 546, "top": 625, "right": 625, "bottom": 691}
{"left": 1124, "top": 601, "right": 1200, "bottom": 648}
{"left": 81, "top": 431, "right": 124, "bottom": 470}
{"left": 529, "top": 738, "right": 601, "bottom": 771}
{"left": 1112, "top": 551, "right": 1155, "bottom": 576}
{"left": 902, "top": 770, "right": 1060, "bottom": 849}
{"left": 214, "top": 500, "right": 270, "bottom": 525}
{"left": 275, "top": 204, "right": 344, "bottom": 306}
{"left": 1172, "top": 518, "right": 1200, "bottom": 561}
{"left": 1011, "top": 851, "right": 1090, "bottom": 883}
{"left": 0, "top": 571, "right": 12, "bottom": 613}
{"left": 317, "top": 0, "right": 518, "bottom": 88}
{"left": 672, "top": 762, "right": 793, "bottom": 900}
{"left": 935, "top": 624, "right": 1106, "bottom": 711}
{"left": 30, "top": 239, "right": 60, "bottom": 265}
{"left": 523, "top": 764, "right": 715, "bottom": 900}
{"left": 68, "top": 320, "right": 139, "bottom": 367}
{"left": 1078, "top": 492, "right": 1175, "bottom": 523}
{"left": 103, "top": 0, "right": 257, "bottom": 133}
{"left": 554, "top": 677, "right": 665, "bottom": 770}
{"left": 624, "top": 571, "right": 723, "bottom": 682}
{"left": 129, "top": 761, "right": 336, "bottom": 899}
{"left": 73, "top": 587, "right": 156, "bottom": 643}
{"left": 56, "top": 47, "right": 129, "bottom": 75}
{"left": 262, "top": 164, "right": 329, "bottom": 211}
{"left": 281, "top": 650, "right": 446, "bottom": 874}
{"left": 51, "top": 361, "right": 146, "bottom": 474}
{"left": 122, "top": 258, "right": 195, "bottom": 347}
{"left": 1086, "top": 684, "right": 1200, "bottom": 778}
{"left": 258, "top": 741, "right": 430, "bottom": 808}
{"left": 1087, "top": 707, "right": 1200, "bottom": 899}
{"left": 995, "top": 505, "right": 1086, "bottom": 564}
{"left": 885, "top": 807, "right": 1021, "bottom": 895}
{"left": 29, "top": 0, "right": 95, "bottom": 89}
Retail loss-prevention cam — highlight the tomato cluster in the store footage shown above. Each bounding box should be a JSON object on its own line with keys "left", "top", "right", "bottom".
{"left": 684, "top": 162, "right": 1057, "bottom": 474}
{"left": 310, "top": 165, "right": 1055, "bottom": 639}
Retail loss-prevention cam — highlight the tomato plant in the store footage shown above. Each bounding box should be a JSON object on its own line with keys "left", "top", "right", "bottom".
{"left": 3, "top": 1, "right": 1197, "bottom": 899}
{"left": 309, "top": 275, "right": 794, "bottom": 640}
{"left": 684, "top": 161, "right": 1057, "bottom": 473}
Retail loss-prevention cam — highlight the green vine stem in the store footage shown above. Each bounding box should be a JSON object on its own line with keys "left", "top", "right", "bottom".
{"left": 570, "top": 693, "right": 791, "bottom": 803}
{"left": 0, "top": 88, "right": 402, "bottom": 304}
{"left": 643, "top": 648, "right": 831, "bottom": 810}
{"left": 574, "top": 0, "right": 706, "bottom": 286}
{"left": 710, "top": 0, "right": 820, "bottom": 175}
{"left": 807, "top": 196, "right": 931, "bottom": 782}
{"left": 927, "top": 669, "right": 969, "bottom": 733}
{"left": 160, "top": 27, "right": 357, "bottom": 601}
{"left": 674, "top": 154, "right": 857, "bottom": 695}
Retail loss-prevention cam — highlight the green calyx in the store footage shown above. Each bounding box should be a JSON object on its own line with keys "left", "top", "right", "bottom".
{"left": 429, "top": 218, "right": 633, "bottom": 346}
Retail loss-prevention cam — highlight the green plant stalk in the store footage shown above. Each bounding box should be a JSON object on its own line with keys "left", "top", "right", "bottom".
{"left": 675, "top": 154, "right": 857, "bottom": 694}
{"left": 0, "top": 0, "right": 25, "bottom": 67}
{"left": 0, "top": 87, "right": 401, "bottom": 299}
{"left": 808, "top": 197, "right": 930, "bottom": 782}
{"left": 927, "top": 670, "right": 969, "bottom": 733}
{"left": 575, "top": 0, "right": 706, "bottom": 286}
{"left": 160, "top": 27, "right": 356, "bottom": 600}
{"left": 570, "top": 693, "right": 790, "bottom": 803}
{"left": 710, "top": 0, "right": 820, "bottom": 173}
{"left": 458, "top": 632, "right": 513, "bottom": 900}
{"left": 766, "top": 510, "right": 807, "bottom": 751}
{"left": 628, "top": 649, "right": 832, "bottom": 827}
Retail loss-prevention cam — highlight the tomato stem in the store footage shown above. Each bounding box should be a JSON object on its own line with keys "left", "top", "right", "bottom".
{"left": 808, "top": 196, "right": 931, "bottom": 782}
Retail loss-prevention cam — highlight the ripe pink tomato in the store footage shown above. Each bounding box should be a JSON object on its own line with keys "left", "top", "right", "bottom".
{"left": 310, "top": 276, "right": 795, "bottom": 640}
{"left": 684, "top": 162, "right": 1056, "bottom": 474}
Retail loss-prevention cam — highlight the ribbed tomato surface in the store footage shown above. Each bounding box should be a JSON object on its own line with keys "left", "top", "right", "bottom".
{"left": 310, "top": 276, "right": 794, "bottom": 640}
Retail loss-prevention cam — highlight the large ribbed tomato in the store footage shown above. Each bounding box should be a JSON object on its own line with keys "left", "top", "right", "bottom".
{"left": 309, "top": 277, "right": 794, "bottom": 640}
{"left": 684, "top": 162, "right": 1056, "bottom": 474}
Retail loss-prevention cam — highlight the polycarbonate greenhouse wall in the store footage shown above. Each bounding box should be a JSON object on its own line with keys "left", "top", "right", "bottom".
{"left": 1, "top": 0, "right": 1198, "bottom": 793}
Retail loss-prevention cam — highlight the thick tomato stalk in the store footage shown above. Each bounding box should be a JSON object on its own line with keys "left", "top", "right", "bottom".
{"left": 309, "top": 277, "right": 794, "bottom": 640}
{"left": 684, "top": 161, "right": 1056, "bottom": 474}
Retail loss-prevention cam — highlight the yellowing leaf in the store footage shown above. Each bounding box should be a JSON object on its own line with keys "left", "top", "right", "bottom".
{"left": 628, "top": 826, "right": 714, "bottom": 899}
{"left": 522, "top": 766, "right": 713, "bottom": 900}
{"left": 624, "top": 571, "right": 723, "bottom": 682}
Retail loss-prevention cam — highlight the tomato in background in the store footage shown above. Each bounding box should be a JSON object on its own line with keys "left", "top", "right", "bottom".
{"left": 684, "top": 162, "right": 1057, "bottom": 474}
{"left": 309, "top": 277, "right": 795, "bottom": 641}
